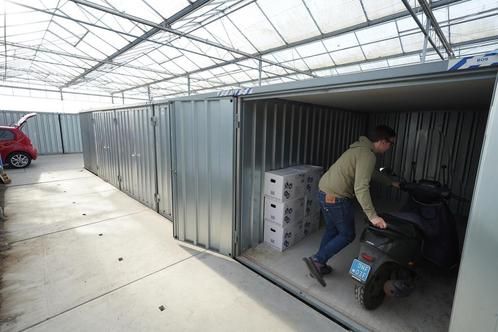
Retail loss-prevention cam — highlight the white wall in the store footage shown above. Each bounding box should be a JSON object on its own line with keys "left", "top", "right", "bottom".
{"left": 450, "top": 74, "right": 498, "bottom": 331}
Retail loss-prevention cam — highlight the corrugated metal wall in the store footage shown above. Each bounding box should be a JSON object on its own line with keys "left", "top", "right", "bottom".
{"left": 239, "top": 99, "right": 367, "bottom": 252}
{"left": 116, "top": 106, "right": 157, "bottom": 210}
{"left": 2, "top": 111, "right": 62, "bottom": 154}
{"left": 79, "top": 112, "right": 97, "bottom": 173}
{"left": 370, "top": 110, "right": 488, "bottom": 217}
{"left": 94, "top": 111, "right": 120, "bottom": 188}
{"left": 155, "top": 103, "right": 173, "bottom": 219}
{"left": 60, "top": 114, "right": 82, "bottom": 153}
{"left": 172, "top": 99, "right": 235, "bottom": 255}
{"left": 0, "top": 110, "right": 82, "bottom": 154}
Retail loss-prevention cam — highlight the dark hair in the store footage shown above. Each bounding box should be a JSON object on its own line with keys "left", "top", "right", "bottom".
{"left": 368, "top": 125, "right": 396, "bottom": 142}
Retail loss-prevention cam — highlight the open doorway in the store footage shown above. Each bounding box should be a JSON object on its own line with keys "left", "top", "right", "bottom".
{"left": 236, "top": 73, "right": 495, "bottom": 331}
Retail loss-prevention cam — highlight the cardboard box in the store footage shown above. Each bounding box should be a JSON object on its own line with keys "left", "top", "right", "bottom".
{"left": 293, "top": 220, "right": 305, "bottom": 243}
{"left": 264, "top": 196, "right": 304, "bottom": 226}
{"left": 264, "top": 168, "right": 305, "bottom": 202}
{"left": 303, "top": 212, "right": 320, "bottom": 237}
{"left": 264, "top": 219, "right": 303, "bottom": 251}
{"left": 289, "top": 165, "right": 323, "bottom": 194}
{"left": 304, "top": 194, "right": 320, "bottom": 217}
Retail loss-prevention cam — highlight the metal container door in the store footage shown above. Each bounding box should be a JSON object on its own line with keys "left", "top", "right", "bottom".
{"left": 94, "top": 111, "right": 120, "bottom": 188}
{"left": 116, "top": 107, "right": 157, "bottom": 210}
{"left": 80, "top": 112, "right": 98, "bottom": 173}
{"left": 171, "top": 98, "right": 236, "bottom": 256}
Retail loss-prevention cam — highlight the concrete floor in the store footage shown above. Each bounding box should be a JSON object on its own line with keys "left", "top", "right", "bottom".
{"left": 242, "top": 207, "right": 457, "bottom": 332}
{"left": 0, "top": 154, "right": 345, "bottom": 332}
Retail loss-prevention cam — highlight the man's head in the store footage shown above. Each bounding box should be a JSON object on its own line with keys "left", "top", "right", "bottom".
{"left": 368, "top": 125, "right": 396, "bottom": 154}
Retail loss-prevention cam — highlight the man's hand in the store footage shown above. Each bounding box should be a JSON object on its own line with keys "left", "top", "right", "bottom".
{"left": 370, "top": 216, "right": 387, "bottom": 229}
{"left": 391, "top": 181, "right": 400, "bottom": 188}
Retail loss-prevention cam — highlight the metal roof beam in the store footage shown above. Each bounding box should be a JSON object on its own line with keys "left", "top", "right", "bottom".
{"left": 0, "top": 83, "right": 147, "bottom": 101}
{"left": 111, "top": 1, "right": 461, "bottom": 94}
{"left": 113, "top": 0, "right": 464, "bottom": 93}
{"left": 417, "top": 0, "right": 455, "bottom": 58}
{"left": 401, "top": 0, "right": 445, "bottom": 60}
{"left": 61, "top": 0, "right": 211, "bottom": 88}
{"left": 152, "top": 34, "right": 498, "bottom": 99}
{"left": 70, "top": 0, "right": 317, "bottom": 78}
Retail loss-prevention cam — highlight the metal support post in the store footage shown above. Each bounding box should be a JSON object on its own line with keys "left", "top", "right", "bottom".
{"left": 258, "top": 59, "right": 262, "bottom": 87}
{"left": 187, "top": 75, "right": 191, "bottom": 96}
{"left": 421, "top": 16, "right": 432, "bottom": 63}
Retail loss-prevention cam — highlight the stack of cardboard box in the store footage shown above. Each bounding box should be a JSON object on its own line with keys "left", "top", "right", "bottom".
{"left": 263, "top": 165, "right": 323, "bottom": 251}
{"left": 291, "top": 165, "right": 323, "bottom": 238}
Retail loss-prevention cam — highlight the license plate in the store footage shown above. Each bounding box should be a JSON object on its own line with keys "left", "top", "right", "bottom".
{"left": 349, "top": 258, "right": 371, "bottom": 283}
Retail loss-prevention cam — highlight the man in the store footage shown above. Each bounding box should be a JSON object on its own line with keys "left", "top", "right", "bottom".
{"left": 303, "top": 125, "right": 398, "bottom": 287}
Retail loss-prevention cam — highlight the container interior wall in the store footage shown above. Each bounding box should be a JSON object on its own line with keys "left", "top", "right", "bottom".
{"left": 79, "top": 112, "right": 97, "bottom": 173}
{"left": 369, "top": 109, "right": 489, "bottom": 221}
{"left": 239, "top": 99, "right": 368, "bottom": 253}
{"left": 172, "top": 99, "right": 234, "bottom": 255}
{"left": 116, "top": 106, "right": 157, "bottom": 210}
{"left": 155, "top": 103, "right": 173, "bottom": 219}
{"left": 94, "top": 111, "right": 120, "bottom": 188}
{"left": 60, "top": 114, "right": 83, "bottom": 153}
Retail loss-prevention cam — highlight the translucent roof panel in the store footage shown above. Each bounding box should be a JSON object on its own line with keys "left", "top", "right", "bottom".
{"left": 330, "top": 47, "right": 366, "bottom": 65}
{"left": 387, "top": 54, "right": 421, "bottom": 67}
{"left": 256, "top": 0, "right": 321, "bottom": 43}
{"left": 450, "top": 16, "right": 498, "bottom": 44}
{"left": 1, "top": 0, "right": 497, "bottom": 102}
{"left": 335, "top": 64, "right": 362, "bottom": 75}
{"left": 449, "top": 0, "right": 498, "bottom": 20}
{"left": 295, "top": 41, "right": 329, "bottom": 58}
{"left": 400, "top": 33, "right": 426, "bottom": 52}
{"left": 356, "top": 22, "right": 399, "bottom": 44}
{"left": 225, "top": 3, "right": 286, "bottom": 51}
{"left": 189, "top": 20, "right": 259, "bottom": 54}
{"left": 361, "top": 38, "right": 403, "bottom": 60}
{"left": 304, "top": 0, "right": 366, "bottom": 33}
{"left": 362, "top": 0, "right": 406, "bottom": 20}
{"left": 303, "top": 54, "right": 334, "bottom": 69}
{"left": 281, "top": 58, "right": 311, "bottom": 72}
{"left": 322, "top": 33, "right": 360, "bottom": 52}
{"left": 360, "top": 59, "right": 389, "bottom": 71}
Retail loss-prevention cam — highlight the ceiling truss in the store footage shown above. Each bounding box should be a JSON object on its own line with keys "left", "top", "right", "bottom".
{"left": 0, "top": 0, "right": 496, "bottom": 102}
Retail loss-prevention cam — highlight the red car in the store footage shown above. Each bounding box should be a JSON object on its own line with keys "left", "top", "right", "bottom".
{"left": 0, "top": 113, "right": 38, "bottom": 168}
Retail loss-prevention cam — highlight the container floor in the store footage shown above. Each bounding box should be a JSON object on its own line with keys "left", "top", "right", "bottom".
{"left": 241, "top": 209, "right": 457, "bottom": 332}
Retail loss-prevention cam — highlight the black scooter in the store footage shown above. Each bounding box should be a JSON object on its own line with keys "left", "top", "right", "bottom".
{"left": 349, "top": 171, "right": 460, "bottom": 310}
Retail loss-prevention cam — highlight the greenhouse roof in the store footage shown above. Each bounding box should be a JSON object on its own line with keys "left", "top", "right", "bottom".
{"left": 1, "top": 0, "right": 497, "bottom": 103}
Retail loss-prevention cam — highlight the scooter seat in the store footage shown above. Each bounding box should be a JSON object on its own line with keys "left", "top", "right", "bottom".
{"left": 369, "top": 213, "right": 420, "bottom": 239}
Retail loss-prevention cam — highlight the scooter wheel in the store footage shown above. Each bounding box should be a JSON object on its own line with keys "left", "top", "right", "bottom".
{"left": 355, "top": 284, "right": 384, "bottom": 310}
{"left": 354, "top": 266, "right": 391, "bottom": 310}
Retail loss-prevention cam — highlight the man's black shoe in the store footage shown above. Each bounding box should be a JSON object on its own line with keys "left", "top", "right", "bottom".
{"left": 319, "top": 265, "right": 333, "bottom": 275}
{"left": 303, "top": 257, "right": 326, "bottom": 287}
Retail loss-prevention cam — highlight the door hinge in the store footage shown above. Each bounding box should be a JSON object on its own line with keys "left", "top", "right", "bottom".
{"left": 150, "top": 116, "right": 158, "bottom": 127}
{"left": 113, "top": 117, "right": 118, "bottom": 124}
{"left": 118, "top": 175, "right": 122, "bottom": 183}
{"left": 154, "top": 193, "right": 161, "bottom": 203}
{"left": 235, "top": 112, "right": 241, "bottom": 128}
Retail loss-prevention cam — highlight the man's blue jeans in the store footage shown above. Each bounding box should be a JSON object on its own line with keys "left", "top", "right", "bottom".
{"left": 313, "top": 191, "right": 355, "bottom": 265}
